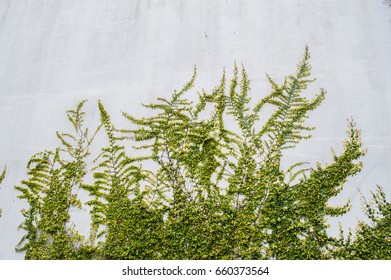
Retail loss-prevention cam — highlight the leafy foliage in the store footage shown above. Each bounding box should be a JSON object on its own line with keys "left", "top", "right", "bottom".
{"left": 0, "top": 166, "right": 5, "bottom": 218}
{"left": 15, "top": 100, "right": 97, "bottom": 259}
{"left": 352, "top": 186, "right": 391, "bottom": 259}
{"left": 82, "top": 101, "right": 163, "bottom": 259}
{"left": 13, "top": 48, "right": 389, "bottom": 259}
{"left": 335, "top": 186, "right": 391, "bottom": 259}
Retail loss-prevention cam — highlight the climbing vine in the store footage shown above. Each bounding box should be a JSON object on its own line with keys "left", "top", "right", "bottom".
{"left": 13, "top": 47, "right": 390, "bottom": 259}
{"left": 0, "top": 167, "right": 5, "bottom": 219}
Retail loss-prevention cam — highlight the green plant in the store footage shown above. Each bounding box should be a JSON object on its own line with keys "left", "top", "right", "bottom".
{"left": 15, "top": 47, "right": 389, "bottom": 260}
{"left": 335, "top": 186, "right": 391, "bottom": 259}
{"left": 121, "top": 46, "right": 365, "bottom": 259}
{"left": 0, "top": 166, "right": 5, "bottom": 218}
{"left": 82, "top": 101, "right": 163, "bottom": 259}
{"left": 15, "top": 100, "right": 98, "bottom": 259}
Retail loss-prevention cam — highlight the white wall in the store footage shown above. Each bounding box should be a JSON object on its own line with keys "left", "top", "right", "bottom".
{"left": 0, "top": 0, "right": 390, "bottom": 259}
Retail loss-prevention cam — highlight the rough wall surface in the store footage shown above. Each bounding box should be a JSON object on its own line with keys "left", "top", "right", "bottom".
{"left": 0, "top": 0, "right": 390, "bottom": 259}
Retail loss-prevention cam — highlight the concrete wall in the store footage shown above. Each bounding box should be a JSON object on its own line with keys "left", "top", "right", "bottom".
{"left": 0, "top": 0, "right": 390, "bottom": 259}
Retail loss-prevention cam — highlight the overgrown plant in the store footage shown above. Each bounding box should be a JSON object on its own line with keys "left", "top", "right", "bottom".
{"left": 123, "top": 46, "right": 365, "bottom": 259}
{"left": 0, "top": 167, "right": 5, "bottom": 219}
{"left": 335, "top": 186, "right": 391, "bottom": 259}
{"left": 14, "top": 47, "right": 389, "bottom": 259}
{"left": 15, "top": 100, "right": 98, "bottom": 259}
{"left": 352, "top": 186, "right": 391, "bottom": 259}
{"left": 82, "top": 101, "right": 163, "bottom": 259}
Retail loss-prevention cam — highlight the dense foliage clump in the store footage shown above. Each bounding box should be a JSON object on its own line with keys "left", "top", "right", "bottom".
{"left": 13, "top": 48, "right": 391, "bottom": 259}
